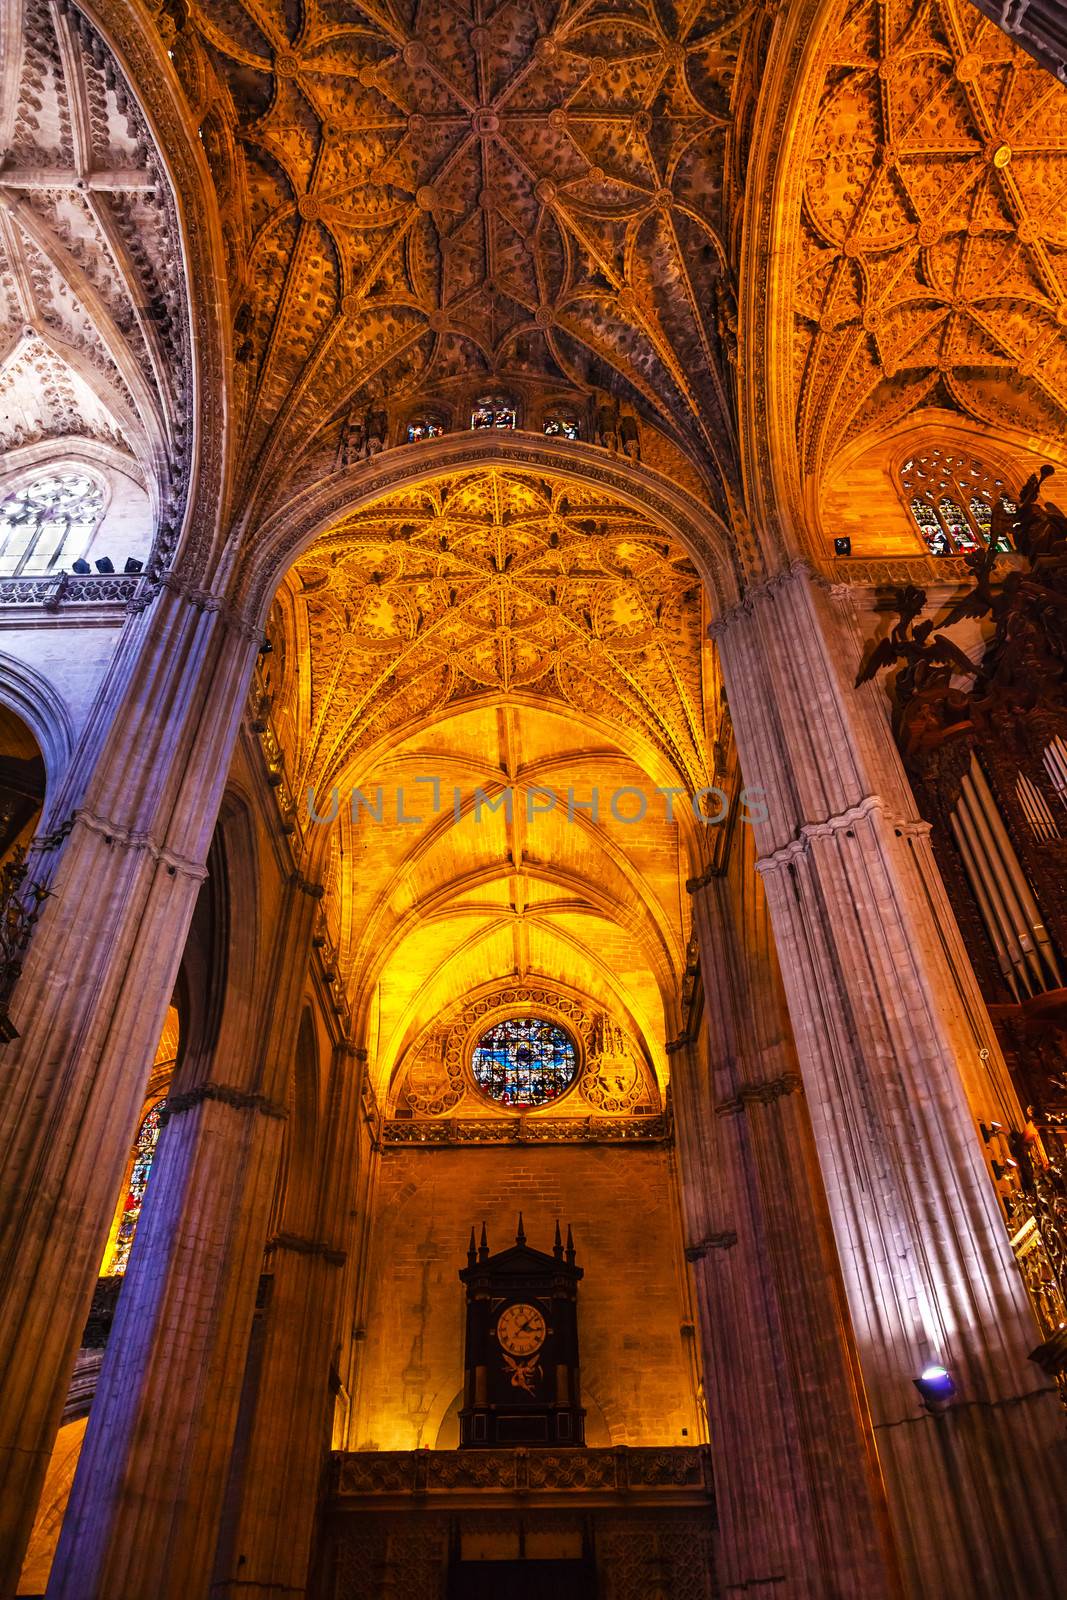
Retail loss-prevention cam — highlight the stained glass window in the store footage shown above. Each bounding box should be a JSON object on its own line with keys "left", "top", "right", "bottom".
{"left": 106, "top": 1101, "right": 165, "bottom": 1275}
{"left": 0, "top": 470, "right": 105, "bottom": 575}
{"left": 406, "top": 417, "right": 444, "bottom": 443}
{"left": 899, "top": 451, "right": 1015, "bottom": 556}
{"left": 472, "top": 399, "right": 516, "bottom": 430}
{"left": 544, "top": 416, "right": 579, "bottom": 440}
{"left": 471, "top": 1018, "right": 577, "bottom": 1108}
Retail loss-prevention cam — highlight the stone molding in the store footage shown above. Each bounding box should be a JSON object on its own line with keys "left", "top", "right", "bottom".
{"left": 755, "top": 795, "right": 931, "bottom": 875}
{"left": 684, "top": 1232, "right": 739, "bottom": 1260}
{"left": 66, "top": 808, "right": 210, "bottom": 882}
{"left": 714, "top": 1072, "right": 804, "bottom": 1118}
{"left": 382, "top": 1112, "right": 669, "bottom": 1147}
{"left": 266, "top": 1231, "right": 346, "bottom": 1268}
{"left": 706, "top": 558, "right": 815, "bottom": 640}
{"left": 127, "top": 571, "right": 266, "bottom": 645}
{"left": 159, "top": 1082, "right": 288, "bottom": 1124}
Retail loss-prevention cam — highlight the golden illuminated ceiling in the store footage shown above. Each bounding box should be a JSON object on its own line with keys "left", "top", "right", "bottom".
{"left": 165, "top": 0, "right": 768, "bottom": 512}
{"left": 266, "top": 464, "right": 716, "bottom": 1090}
{"left": 794, "top": 0, "right": 1067, "bottom": 488}
{"left": 277, "top": 467, "right": 712, "bottom": 795}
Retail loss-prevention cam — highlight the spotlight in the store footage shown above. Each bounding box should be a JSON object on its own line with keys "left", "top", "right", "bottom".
{"left": 95, "top": 557, "right": 115, "bottom": 573}
{"left": 72, "top": 558, "right": 91, "bottom": 574}
{"left": 834, "top": 536, "right": 852, "bottom": 557}
{"left": 914, "top": 1364, "right": 956, "bottom": 1411}
{"left": 124, "top": 556, "right": 143, "bottom": 574}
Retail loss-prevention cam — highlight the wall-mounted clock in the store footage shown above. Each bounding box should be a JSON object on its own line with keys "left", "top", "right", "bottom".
{"left": 458, "top": 1215, "right": 584, "bottom": 1447}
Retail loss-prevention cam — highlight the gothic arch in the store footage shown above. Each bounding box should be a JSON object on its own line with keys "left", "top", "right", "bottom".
{"left": 235, "top": 432, "right": 742, "bottom": 625}
{"left": 42, "top": 0, "right": 233, "bottom": 579}
{"left": 0, "top": 650, "right": 75, "bottom": 804}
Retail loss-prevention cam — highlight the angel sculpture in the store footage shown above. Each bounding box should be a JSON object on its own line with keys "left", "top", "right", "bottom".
{"left": 856, "top": 586, "right": 977, "bottom": 761}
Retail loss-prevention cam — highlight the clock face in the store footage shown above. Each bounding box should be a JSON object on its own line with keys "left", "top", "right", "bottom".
{"left": 496, "top": 1301, "right": 547, "bottom": 1356}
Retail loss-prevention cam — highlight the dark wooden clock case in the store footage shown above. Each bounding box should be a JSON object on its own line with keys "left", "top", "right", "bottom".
{"left": 458, "top": 1216, "right": 585, "bottom": 1448}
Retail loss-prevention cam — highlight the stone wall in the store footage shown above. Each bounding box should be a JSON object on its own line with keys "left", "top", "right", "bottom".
{"left": 351, "top": 1143, "right": 703, "bottom": 1452}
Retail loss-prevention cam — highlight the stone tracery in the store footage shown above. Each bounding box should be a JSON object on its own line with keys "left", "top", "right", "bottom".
{"left": 0, "top": 0, "right": 192, "bottom": 541}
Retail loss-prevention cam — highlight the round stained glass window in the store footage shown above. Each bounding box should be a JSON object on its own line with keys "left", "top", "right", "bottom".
{"left": 471, "top": 1017, "right": 577, "bottom": 1108}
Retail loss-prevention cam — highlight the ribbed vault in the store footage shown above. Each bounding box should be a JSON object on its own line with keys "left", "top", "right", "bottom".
{"left": 267, "top": 462, "right": 719, "bottom": 1096}
{"left": 0, "top": 0, "right": 192, "bottom": 525}
{"left": 163, "top": 0, "right": 772, "bottom": 518}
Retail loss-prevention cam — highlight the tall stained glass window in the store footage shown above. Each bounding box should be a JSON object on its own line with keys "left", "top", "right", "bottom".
{"left": 0, "top": 470, "right": 105, "bottom": 575}
{"left": 471, "top": 1018, "right": 577, "bottom": 1108}
{"left": 106, "top": 1102, "right": 165, "bottom": 1275}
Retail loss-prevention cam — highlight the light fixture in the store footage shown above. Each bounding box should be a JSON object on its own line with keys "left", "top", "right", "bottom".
{"left": 124, "top": 557, "right": 143, "bottom": 574}
{"left": 72, "top": 558, "right": 91, "bottom": 574}
{"left": 914, "top": 1364, "right": 956, "bottom": 1411}
{"left": 95, "top": 556, "right": 115, "bottom": 573}
{"left": 834, "top": 536, "right": 852, "bottom": 556}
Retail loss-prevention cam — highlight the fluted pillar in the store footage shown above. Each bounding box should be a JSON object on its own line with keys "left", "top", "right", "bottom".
{"left": 47, "top": 869, "right": 323, "bottom": 1599}
{"left": 678, "top": 833, "right": 897, "bottom": 1599}
{"left": 210, "top": 1044, "right": 366, "bottom": 1599}
{"left": 0, "top": 582, "right": 259, "bottom": 1592}
{"left": 711, "top": 563, "right": 1067, "bottom": 1597}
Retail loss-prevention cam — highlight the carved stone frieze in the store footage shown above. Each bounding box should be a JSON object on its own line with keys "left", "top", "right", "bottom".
{"left": 332, "top": 1445, "right": 712, "bottom": 1501}
{"left": 382, "top": 1113, "right": 669, "bottom": 1147}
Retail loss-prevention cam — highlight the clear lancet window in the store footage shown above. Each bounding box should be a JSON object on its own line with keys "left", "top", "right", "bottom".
{"left": 471, "top": 398, "right": 516, "bottom": 430}
{"left": 107, "top": 1101, "right": 166, "bottom": 1275}
{"left": 406, "top": 417, "right": 444, "bottom": 444}
{"left": 0, "top": 470, "right": 106, "bottom": 576}
{"left": 544, "top": 415, "right": 579, "bottom": 440}
{"left": 900, "top": 451, "right": 1015, "bottom": 556}
{"left": 471, "top": 1017, "right": 577, "bottom": 1108}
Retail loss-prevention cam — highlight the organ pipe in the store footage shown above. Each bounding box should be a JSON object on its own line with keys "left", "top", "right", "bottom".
{"left": 950, "top": 754, "right": 1064, "bottom": 998}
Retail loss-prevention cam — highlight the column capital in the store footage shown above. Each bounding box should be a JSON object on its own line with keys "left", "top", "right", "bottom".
{"left": 128, "top": 570, "right": 266, "bottom": 646}
{"left": 64, "top": 807, "right": 212, "bottom": 881}
{"left": 714, "top": 1072, "right": 804, "bottom": 1118}
{"left": 159, "top": 1081, "right": 288, "bottom": 1124}
{"left": 706, "top": 559, "right": 825, "bottom": 641}
{"left": 754, "top": 795, "right": 931, "bottom": 875}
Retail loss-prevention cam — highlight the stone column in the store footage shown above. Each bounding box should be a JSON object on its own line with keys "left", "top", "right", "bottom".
{"left": 712, "top": 563, "right": 1067, "bottom": 1598}
{"left": 46, "top": 870, "right": 323, "bottom": 1599}
{"left": 0, "top": 582, "right": 259, "bottom": 1593}
{"left": 209, "top": 1044, "right": 366, "bottom": 1600}
{"left": 677, "top": 833, "right": 898, "bottom": 1598}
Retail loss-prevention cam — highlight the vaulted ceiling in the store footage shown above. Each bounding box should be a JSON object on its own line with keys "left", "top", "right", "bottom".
{"left": 265, "top": 463, "right": 719, "bottom": 1080}
{"left": 273, "top": 466, "right": 713, "bottom": 796}
{"left": 167, "top": 0, "right": 768, "bottom": 517}
{"left": 793, "top": 0, "right": 1067, "bottom": 491}
{"left": 0, "top": 0, "right": 190, "bottom": 512}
